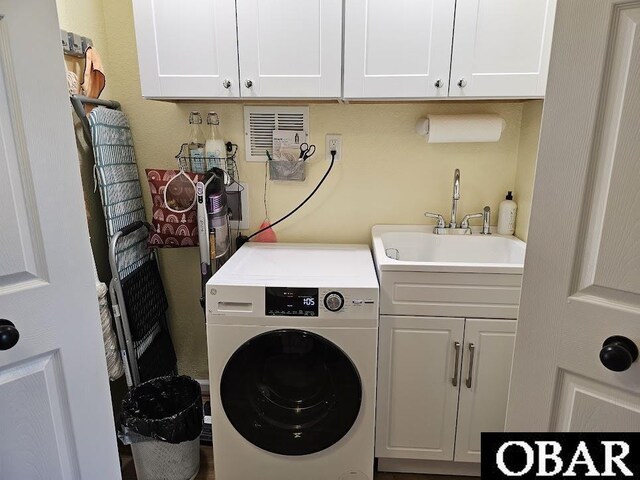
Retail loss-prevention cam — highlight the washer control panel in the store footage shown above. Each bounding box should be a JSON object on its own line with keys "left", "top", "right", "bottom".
{"left": 259, "top": 286, "right": 376, "bottom": 319}
{"left": 265, "top": 287, "right": 318, "bottom": 317}
{"left": 323, "top": 292, "right": 344, "bottom": 312}
{"left": 319, "top": 288, "right": 377, "bottom": 317}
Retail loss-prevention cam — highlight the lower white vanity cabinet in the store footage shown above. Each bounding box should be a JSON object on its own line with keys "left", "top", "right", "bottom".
{"left": 376, "top": 316, "right": 464, "bottom": 461}
{"left": 371, "top": 225, "right": 525, "bottom": 474}
{"left": 454, "top": 319, "right": 517, "bottom": 463}
{"left": 376, "top": 315, "right": 516, "bottom": 470}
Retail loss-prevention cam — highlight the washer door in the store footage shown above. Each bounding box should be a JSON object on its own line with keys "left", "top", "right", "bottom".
{"left": 220, "top": 329, "right": 362, "bottom": 456}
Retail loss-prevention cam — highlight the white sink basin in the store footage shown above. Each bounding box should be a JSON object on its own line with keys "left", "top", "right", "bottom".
{"left": 372, "top": 225, "right": 526, "bottom": 274}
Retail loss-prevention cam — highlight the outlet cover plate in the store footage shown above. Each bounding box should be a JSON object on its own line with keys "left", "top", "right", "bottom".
{"left": 326, "top": 134, "right": 342, "bottom": 162}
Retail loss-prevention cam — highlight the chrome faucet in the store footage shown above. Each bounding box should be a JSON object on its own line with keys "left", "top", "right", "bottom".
{"left": 450, "top": 168, "right": 461, "bottom": 228}
{"left": 423, "top": 168, "right": 492, "bottom": 235}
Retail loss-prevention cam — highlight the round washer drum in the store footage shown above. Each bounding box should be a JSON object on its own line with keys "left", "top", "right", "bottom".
{"left": 220, "top": 329, "right": 362, "bottom": 456}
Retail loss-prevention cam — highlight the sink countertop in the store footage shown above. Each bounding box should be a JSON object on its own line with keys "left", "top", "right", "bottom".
{"left": 372, "top": 224, "right": 526, "bottom": 275}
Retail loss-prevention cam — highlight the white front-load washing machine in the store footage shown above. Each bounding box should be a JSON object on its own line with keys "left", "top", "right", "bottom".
{"left": 206, "top": 243, "right": 379, "bottom": 480}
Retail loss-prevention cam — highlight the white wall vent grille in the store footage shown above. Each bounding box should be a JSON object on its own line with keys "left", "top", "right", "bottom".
{"left": 243, "top": 106, "right": 309, "bottom": 162}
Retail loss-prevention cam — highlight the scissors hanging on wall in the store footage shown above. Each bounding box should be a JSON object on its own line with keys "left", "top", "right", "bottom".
{"left": 299, "top": 143, "right": 316, "bottom": 161}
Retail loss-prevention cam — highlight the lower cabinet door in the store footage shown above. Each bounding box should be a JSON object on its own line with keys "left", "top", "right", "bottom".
{"left": 454, "top": 319, "right": 517, "bottom": 462}
{"left": 376, "top": 316, "right": 464, "bottom": 461}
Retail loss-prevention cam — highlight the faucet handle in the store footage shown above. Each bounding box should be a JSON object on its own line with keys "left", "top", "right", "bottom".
{"left": 461, "top": 212, "right": 483, "bottom": 229}
{"left": 424, "top": 212, "right": 446, "bottom": 228}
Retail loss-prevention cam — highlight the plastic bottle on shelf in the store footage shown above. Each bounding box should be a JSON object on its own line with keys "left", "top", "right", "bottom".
{"left": 205, "top": 112, "right": 227, "bottom": 173}
{"left": 188, "top": 111, "right": 205, "bottom": 165}
{"left": 497, "top": 191, "right": 517, "bottom": 235}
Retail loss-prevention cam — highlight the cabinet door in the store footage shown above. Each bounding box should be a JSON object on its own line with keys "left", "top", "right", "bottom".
{"left": 343, "top": 0, "right": 456, "bottom": 99}
{"left": 449, "top": 0, "right": 557, "bottom": 98}
{"left": 236, "top": 0, "right": 342, "bottom": 98}
{"left": 132, "top": 0, "right": 239, "bottom": 98}
{"left": 454, "top": 319, "right": 517, "bottom": 463}
{"left": 376, "top": 316, "right": 464, "bottom": 461}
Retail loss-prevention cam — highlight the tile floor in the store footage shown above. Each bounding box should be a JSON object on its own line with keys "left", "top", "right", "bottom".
{"left": 120, "top": 445, "right": 472, "bottom": 480}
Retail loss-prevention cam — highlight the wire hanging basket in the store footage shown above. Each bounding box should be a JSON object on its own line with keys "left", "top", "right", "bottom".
{"left": 175, "top": 142, "right": 239, "bottom": 185}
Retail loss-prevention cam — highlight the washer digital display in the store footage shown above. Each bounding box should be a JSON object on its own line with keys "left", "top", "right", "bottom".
{"left": 265, "top": 287, "right": 319, "bottom": 316}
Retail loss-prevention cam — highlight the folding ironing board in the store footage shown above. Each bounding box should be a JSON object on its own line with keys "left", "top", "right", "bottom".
{"left": 73, "top": 95, "right": 177, "bottom": 387}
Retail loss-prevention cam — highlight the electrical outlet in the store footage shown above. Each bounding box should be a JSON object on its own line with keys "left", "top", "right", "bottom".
{"left": 326, "top": 134, "right": 342, "bottom": 162}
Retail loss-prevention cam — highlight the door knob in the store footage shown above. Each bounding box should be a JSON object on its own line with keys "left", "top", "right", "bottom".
{"left": 0, "top": 319, "right": 19, "bottom": 351}
{"left": 457, "top": 78, "right": 467, "bottom": 88}
{"left": 600, "top": 336, "right": 638, "bottom": 372}
{"left": 222, "top": 79, "right": 232, "bottom": 89}
{"left": 434, "top": 79, "right": 443, "bottom": 88}
{"left": 244, "top": 79, "right": 253, "bottom": 88}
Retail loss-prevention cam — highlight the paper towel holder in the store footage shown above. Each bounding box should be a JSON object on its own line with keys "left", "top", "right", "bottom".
{"left": 415, "top": 114, "right": 506, "bottom": 144}
{"left": 415, "top": 117, "right": 432, "bottom": 136}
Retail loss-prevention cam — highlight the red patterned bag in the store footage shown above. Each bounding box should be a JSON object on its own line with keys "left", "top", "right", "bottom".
{"left": 146, "top": 169, "right": 203, "bottom": 247}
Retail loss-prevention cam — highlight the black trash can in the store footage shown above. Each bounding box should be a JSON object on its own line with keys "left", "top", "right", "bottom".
{"left": 120, "top": 375, "right": 203, "bottom": 480}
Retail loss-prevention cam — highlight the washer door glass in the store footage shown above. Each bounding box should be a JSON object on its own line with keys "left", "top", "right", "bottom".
{"left": 220, "top": 329, "right": 362, "bottom": 456}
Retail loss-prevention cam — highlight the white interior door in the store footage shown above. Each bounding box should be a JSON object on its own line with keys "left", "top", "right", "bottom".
{"left": 0, "top": 0, "right": 120, "bottom": 478}
{"left": 343, "top": 0, "right": 456, "bottom": 99}
{"left": 132, "top": 0, "right": 239, "bottom": 98}
{"left": 376, "top": 316, "right": 464, "bottom": 461}
{"left": 236, "top": 0, "right": 342, "bottom": 98}
{"left": 449, "top": 0, "right": 557, "bottom": 98}
{"left": 507, "top": 0, "right": 640, "bottom": 432}
{"left": 455, "top": 319, "right": 516, "bottom": 463}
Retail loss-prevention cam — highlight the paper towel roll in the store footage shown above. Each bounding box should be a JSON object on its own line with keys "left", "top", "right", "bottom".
{"left": 415, "top": 114, "right": 506, "bottom": 143}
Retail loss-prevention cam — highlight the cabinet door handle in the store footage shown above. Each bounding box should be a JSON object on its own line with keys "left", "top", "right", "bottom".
{"left": 465, "top": 343, "right": 476, "bottom": 389}
{"left": 452, "top": 341, "right": 461, "bottom": 387}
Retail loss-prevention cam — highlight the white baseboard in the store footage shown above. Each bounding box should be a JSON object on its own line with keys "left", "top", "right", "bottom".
{"left": 378, "top": 458, "right": 480, "bottom": 477}
{"left": 195, "top": 378, "right": 210, "bottom": 395}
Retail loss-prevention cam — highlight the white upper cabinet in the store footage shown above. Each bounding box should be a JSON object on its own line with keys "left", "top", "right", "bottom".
{"left": 132, "top": 0, "right": 556, "bottom": 99}
{"left": 343, "top": 0, "right": 456, "bottom": 99}
{"left": 449, "top": 0, "right": 557, "bottom": 98}
{"left": 236, "top": 0, "right": 343, "bottom": 98}
{"left": 132, "top": 0, "right": 240, "bottom": 98}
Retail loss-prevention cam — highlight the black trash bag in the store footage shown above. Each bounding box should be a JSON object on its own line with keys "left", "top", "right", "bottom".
{"left": 120, "top": 375, "right": 203, "bottom": 444}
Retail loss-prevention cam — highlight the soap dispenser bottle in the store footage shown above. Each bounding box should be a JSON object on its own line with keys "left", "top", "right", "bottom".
{"left": 497, "top": 191, "right": 517, "bottom": 235}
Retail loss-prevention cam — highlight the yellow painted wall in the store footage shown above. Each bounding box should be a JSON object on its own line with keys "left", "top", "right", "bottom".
{"left": 57, "top": 0, "right": 113, "bottom": 282}
{"left": 58, "top": 0, "right": 542, "bottom": 379}
{"left": 514, "top": 101, "right": 544, "bottom": 241}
